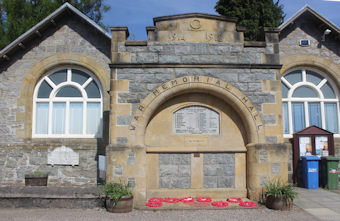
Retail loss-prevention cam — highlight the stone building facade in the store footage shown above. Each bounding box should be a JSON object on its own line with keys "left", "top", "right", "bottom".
{"left": 0, "top": 3, "right": 339, "bottom": 207}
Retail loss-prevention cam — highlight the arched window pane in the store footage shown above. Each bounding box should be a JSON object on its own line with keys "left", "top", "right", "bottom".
{"left": 306, "top": 70, "right": 323, "bottom": 86}
{"left": 52, "top": 102, "right": 66, "bottom": 134}
{"left": 282, "top": 82, "right": 289, "bottom": 98}
{"left": 309, "top": 103, "right": 321, "bottom": 127}
{"left": 69, "top": 103, "right": 83, "bottom": 134}
{"left": 85, "top": 81, "right": 100, "bottom": 98}
{"left": 87, "top": 102, "right": 101, "bottom": 134}
{"left": 36, "top": 102, "right": 49, "bottom": 134}
{"left": 285, "top": 70, "right": 302, "bottom": 85}
{"left": 49, "top": 69, "right": 67, "bottom": 85}
{"left": 37, "top": 80, "right": 52, "bottom": 98}
{"left": 283, "top": 102, "right": 289, "bottom": 134}
{"left": 72, "top": 69, "right": 89, "bottom": 85}
{"left": 292, "top": 102, "right": 305, "bottom": 132}
{"left": 292, "top": 86, "right": 318, "bottom": 98}
{"left": 56, "top": 86, "right": 82, "bottom": 97}
{"left": 325, "top": 103, "right": 338, "bottom": 133}
{"left": 321, "top": 82, "right": 336, "bottom": 98}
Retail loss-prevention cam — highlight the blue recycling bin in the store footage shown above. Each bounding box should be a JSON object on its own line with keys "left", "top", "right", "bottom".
{"left": 301, "top": 156, "right": 320, "bottom": 189}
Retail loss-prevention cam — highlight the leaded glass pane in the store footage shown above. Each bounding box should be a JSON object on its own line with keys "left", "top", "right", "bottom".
{"left": 85, "top": 81, "right": 101, "bottom": 98}
{"left": 52, "top": 102, "right": 66, "bottom": 134}
{"left": 292, "top": 102, "right": 305, "bottom": 132}
{"left": 87, "top": 102, "right": 101, "bottom": 134}
{"left": 283, "top": 102, "right": 289, "bottom": 134}
{"left": 321, "top": 82, "right": 336, "bottom": 98}
{"left": 325, "top": 103, "right": 338, "bottom": 133}
{"left": 37, "top": 80, "right": 52, "bottom": 98}
{"left": 285, "top": 70, "right": 302, "bottom": 85}
{"left": 36, "top": 102, "right": 49, "bottom": 134}
{"left": 308, "top": 103, "right": 321, "bottom": 127}
{"left": 69, "top": 102, "right": 83, "bottom": 134}
{"left": 306, "top": 70, "right": 323, "bottom": 86}
{"left": 56, "top": 86, "right": 82, "bottom": 97}
{"left": 292, "top": 86, "right": 318, "bottom": 98}
{"left": 49, "top": 69, "right": 67, "bottom": 85}
{"left": 72, "top": 69, "right": 89, "bottom": 85}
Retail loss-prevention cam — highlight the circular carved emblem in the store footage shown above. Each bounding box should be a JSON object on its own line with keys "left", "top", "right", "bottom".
{"left": 190, "top": 19, "right": 201, "bottom": 30}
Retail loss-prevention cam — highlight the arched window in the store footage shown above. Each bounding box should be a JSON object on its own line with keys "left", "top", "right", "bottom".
{"left": 281, "top": 69, "right": 339, "bottom": 136}
{"left": 33, "top": 67, "right": 103, "bottom": 138}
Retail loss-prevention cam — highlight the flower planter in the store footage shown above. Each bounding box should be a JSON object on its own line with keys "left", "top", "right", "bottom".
{"left": 25, "top": 174, "right": 48, "bottom": 186}
{"left": 105, "top": 195, "right": 133, "bottom": 213}
{"left": 265, "top": 195, "right": 292, "bottom": 211}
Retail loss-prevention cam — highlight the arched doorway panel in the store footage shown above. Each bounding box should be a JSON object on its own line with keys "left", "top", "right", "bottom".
{"left": 128, "top": 75, "right": 264, "bottom": 199}
{"left": 129, "top": 75, "right": 265, "bottom": 146}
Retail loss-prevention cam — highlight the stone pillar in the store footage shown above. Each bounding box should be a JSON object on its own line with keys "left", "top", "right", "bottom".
{"left": 263, "top": 27, "right": 280, "bottom": 64}
{"left": 109, "top": 27, "right": 130, "bottom": 145}
{"left": 246, "top": 143, "right": 288, "bottom": 200}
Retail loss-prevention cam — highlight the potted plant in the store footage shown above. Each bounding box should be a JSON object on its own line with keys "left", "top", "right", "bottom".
{"left": 264, "top": 179, "right": 297, "bottom": 210}
{"left": 25, "top": 171, "right": 48, "bottom": 186}
{"left": 100, "top": 182, "right": 133, "bottom": 213}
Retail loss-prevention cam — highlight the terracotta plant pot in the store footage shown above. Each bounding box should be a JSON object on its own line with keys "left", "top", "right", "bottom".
{"left": 105, "top": 195, "right": 133, "bottom": 213}
{"left": 25, "top": 174, "right": 48, "bottom": 186}
{"left": 265, "top": 195, "right": 292, "bottom": 211}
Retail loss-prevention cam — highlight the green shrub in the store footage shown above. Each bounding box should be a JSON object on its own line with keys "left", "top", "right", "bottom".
{"left": 100, "top": 183, "right": 132, "bottom": 204}
{"left": 31, "top": 171, "right": 48, "bottom": 175}
{"left": 264, "top": 179, "right": 297, "bottom": 204}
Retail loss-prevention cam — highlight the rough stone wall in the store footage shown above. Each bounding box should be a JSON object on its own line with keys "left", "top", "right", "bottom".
{"left": 0, "top": 14, "right": 110, "bottom": 185}
{"left": 280, "top": 25, "right": 340, "bottom": 66}
{"left": 116, "top": 43, "right": 278, "bottom": 128}
{"left": 0, "top": 15, "right": 110, "bottom": 144}
{"left": 159, "top": 154, "right": 191, "bottom": 188}
{"left": 0, "top": 144, "right": 97, "bottom": 185}
{"left": 203, "top": 153, "right": 235, "bottom": 188}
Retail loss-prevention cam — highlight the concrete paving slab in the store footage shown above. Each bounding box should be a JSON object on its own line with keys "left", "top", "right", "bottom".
{"left": 304, "top": 208, "right": 339, "bottom": 221}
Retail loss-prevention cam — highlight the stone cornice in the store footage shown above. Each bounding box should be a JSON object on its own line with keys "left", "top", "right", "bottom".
{"left": 109, "top": 63, "right": 282, "bottom": 69}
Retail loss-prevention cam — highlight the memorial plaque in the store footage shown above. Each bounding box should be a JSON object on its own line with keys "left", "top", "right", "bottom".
{"left": 48, "top": 146, "right": 79, "bottom": 166}
{"left": 173, "top": 106, "right": 219, "bottom": 134}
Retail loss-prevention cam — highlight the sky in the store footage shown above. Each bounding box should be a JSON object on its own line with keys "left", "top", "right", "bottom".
{"left": 102, "top": 0, "right": 340, "bottom": 40}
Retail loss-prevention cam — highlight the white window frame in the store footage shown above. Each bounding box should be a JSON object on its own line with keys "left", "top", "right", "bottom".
{"left": 282, "top": 68, "right": 340, "bottom": 138}
{"left": 32, "top": 67, "right": 103, "bottom": 138}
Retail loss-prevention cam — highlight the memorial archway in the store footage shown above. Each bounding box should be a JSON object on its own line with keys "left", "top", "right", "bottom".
{"left": 129, "top": 75, "right": 264, "bottom": 199}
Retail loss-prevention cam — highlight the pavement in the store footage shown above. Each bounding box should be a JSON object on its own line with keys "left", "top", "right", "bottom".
{"left": 294, "top": 187, "right": 340, "bottom": 221}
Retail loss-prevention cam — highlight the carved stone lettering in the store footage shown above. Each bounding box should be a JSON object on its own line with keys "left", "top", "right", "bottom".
{"left": 48, "top": 146, "right": 79, "bottom": 166}
{"left": 173, "top": 106, "right": 219, "bottom": 134}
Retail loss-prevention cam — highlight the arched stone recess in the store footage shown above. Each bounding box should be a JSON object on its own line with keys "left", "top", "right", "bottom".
{"left": 129, "top": 75, "right": 265, "bottom": 146}
{"left": 17, "top": 53, "right": 110, "bottom": 139}
{"left": 280, "top": 55, "right": 340, "bottom": 89}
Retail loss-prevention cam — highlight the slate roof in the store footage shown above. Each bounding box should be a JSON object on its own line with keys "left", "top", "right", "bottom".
{"left": 0, "top": 3, "right": 111, "bottom": 63}
{"left": 279, "top": 5, "right": 340, "bottom": 39}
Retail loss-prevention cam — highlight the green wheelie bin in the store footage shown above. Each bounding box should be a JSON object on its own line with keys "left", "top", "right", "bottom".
{"left": 320, "top": 156, "right": 340, "bottom": 190}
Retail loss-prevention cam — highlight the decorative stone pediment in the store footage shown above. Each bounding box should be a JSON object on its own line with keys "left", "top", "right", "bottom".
{"left": 147, "top": 13, "right": 244, "bottom": 43}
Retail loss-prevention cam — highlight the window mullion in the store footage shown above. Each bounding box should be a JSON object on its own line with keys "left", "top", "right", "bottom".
{"left": 302, "top": 69, "right": 307, "bottom": 82}
{"left": 67, "top": 68, "right": 72, "bottom": 82}
{"left": 318, "top": 79, "right": 327, "bottom": 88}
{"left": 288, "top": 101, "right": 293, "bottom": 134}
{"left": 305, "top": 101, "right": 309, "bottom": 128}
{"left": 321, "top": 101, "right": 326, "bottom": 129}
{"left": 83, "top": 77, "right": 93, "bottom": 88}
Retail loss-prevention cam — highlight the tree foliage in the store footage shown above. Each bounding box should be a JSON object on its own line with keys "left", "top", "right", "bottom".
{"left": 0, "top": 0, "right": 110, "bottom": 50}
{"left": 215, "top": 0, "right": 285, "bottom": 41}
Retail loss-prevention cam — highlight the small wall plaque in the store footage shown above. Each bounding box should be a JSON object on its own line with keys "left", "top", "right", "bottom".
{"left": 48, "top": 146, "right": 79, "bottom": 166}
